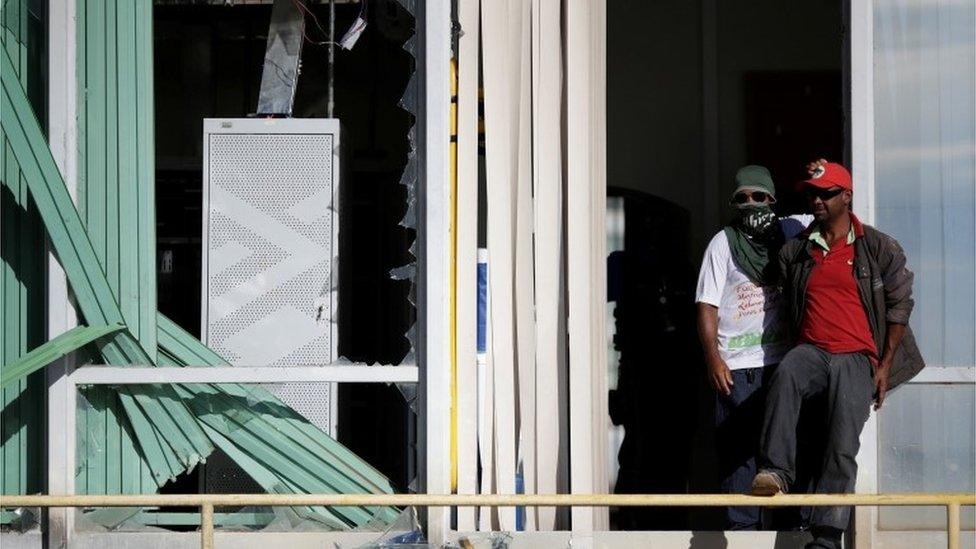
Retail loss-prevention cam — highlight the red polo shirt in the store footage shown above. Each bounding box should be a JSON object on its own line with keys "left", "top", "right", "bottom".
{"left": 799, "top": 215, "right": 879, "bottom": 360}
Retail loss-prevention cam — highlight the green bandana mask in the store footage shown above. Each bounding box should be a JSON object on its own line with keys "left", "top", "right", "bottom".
{"left": 724, "top": 205, "right": 783, "bottom": 286}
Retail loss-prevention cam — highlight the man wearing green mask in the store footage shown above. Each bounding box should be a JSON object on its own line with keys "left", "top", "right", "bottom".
{"left": 695, "top": 165, "right": 811, "bottom": 530}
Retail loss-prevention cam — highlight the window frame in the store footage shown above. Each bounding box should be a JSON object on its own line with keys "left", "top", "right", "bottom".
{"left": 39, "top": 0, "right": 437, "bottom": 546}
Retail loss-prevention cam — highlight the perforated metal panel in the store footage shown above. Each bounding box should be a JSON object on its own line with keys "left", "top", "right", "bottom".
{"left": 201, "top": 119, "right": 340, "bottom": 439}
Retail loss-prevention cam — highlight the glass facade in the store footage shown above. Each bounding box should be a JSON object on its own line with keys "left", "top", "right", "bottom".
{"left": 874, "top": 0, "right": 975, "bottom": 531}
{"left": 879, "top": 385, "right": 975, "bottom": 529}
{"left": 874, "top": 0, "right": 975, "bottom": 368}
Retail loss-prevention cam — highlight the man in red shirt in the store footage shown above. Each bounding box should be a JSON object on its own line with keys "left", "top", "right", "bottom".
{"left": 750, "top": 161, "right": 925, "bottom": 549}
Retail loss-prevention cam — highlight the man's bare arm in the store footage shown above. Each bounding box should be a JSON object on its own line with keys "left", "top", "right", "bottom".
{"left": 874, "top": 322, "right": 906, "bottom": 410}
{"left": 697, "top": 302, "right": 733, "bottom": 396}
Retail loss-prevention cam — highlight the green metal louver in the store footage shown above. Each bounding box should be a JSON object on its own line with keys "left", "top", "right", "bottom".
{"left": 1, "top": 323, "right": 125, "bottom": 387}
{"left": 2, "top": 45, "right": 215, "bottom": 489}
{"left": 77, "top": 0, "right": 158, "bottom": 359}
{"left": 75, "top": 0, "right": 166, "bottom": 495}
{"left": 0, "top": 0, "right": 45, "bottom": 507}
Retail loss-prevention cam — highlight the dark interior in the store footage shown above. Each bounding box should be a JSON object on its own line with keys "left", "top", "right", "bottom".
{"left": 607, "top": 0, "right": 845, "bottom": 530}
{"left": 152, "top": 0, "right": 417, "bottom": 501}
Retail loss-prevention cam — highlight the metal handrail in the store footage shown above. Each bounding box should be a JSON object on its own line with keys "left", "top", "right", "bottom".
{"left": 2, "top": 492, "right": 973, "bottom": 549}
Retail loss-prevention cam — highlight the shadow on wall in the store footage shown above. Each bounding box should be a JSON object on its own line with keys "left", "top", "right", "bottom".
{"left": 607, "top": 188, "right": 700, "bottom": 530}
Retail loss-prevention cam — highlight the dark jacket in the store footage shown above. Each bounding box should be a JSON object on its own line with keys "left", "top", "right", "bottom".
{"left": 778, "top": 216, "right": 925, "bottom": 390}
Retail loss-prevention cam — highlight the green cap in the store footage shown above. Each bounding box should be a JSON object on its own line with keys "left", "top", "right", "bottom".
{"left": 732, "top": 165, "right": 777, "bottom": 203}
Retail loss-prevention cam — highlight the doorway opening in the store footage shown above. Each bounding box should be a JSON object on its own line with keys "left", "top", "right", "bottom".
{"left": 606, "top": 0, "right": 845, "bottom": 531}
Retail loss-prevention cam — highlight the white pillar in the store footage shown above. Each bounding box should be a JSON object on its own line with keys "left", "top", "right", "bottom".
{"left": 850, "top": 1, "right": 878, "bottom": 548}
{"left": 47, "top": 0, "right": 79, "bottom": 547}
{"left": 424, "top": 0, "right": 454, "bottom": 543}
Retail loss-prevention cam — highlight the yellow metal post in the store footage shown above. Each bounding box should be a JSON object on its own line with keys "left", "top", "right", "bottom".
{"left": 947, "top": 502, "right": 960, "bottom": 549}
{"left": 201, "top": 502, "right": 214, "bottom": 549}
{"left": 449, "top": 57, "right": 459, "bottom": 494}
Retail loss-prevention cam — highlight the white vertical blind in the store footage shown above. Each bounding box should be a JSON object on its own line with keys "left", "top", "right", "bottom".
{"left": 565, "top": 0, "right": 609, "bottom": 533}
{"left": 531, "top": 0, "right": 568, "bottom": 533}
{"left": 455, "top": 0, "right": 481, "bottom": 533}
{"left": 480, "top": 0, "right": 522, "bottom": 529}
{"left": 464, "top": 0, "right": 605, "bottom": 533}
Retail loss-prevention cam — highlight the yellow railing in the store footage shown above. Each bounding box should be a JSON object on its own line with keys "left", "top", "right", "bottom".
{"left": 2, "top": 492, "right": 973, "bottom": 549}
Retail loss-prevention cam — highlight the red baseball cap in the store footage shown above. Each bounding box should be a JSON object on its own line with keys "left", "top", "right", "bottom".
{"left": 801, "top": 161, "right": 852, "bottom": 191}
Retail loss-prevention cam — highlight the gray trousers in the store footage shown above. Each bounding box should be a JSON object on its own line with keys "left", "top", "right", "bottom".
{"left": 759, "top": 343, "right": 874, "bottom": 532}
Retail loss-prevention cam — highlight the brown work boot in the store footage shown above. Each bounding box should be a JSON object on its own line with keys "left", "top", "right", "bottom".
{"left": 751, "top": 470, "right": 787, "bottom": 496}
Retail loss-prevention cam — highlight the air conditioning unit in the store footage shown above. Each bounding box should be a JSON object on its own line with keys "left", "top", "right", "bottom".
{"left": 201, "top": 118, "right": 342, "bottom": 437}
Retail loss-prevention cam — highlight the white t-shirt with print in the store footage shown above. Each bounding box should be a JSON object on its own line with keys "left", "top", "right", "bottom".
{"left": 695, "top": 215, "right": 812, "bottom": 370}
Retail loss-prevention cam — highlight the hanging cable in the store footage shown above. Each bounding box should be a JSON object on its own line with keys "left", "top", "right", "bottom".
{"left": 290, "top": 0, "right": 370, "bottom": 118}
{"left": 290, "top": 0, "right": 334, "bottom": 45}
{"left": 328, "top": 0, "right": 335, "bottom": 118}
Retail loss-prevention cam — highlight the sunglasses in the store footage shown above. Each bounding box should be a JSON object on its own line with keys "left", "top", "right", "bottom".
{"left": 804, "top": 187, "right": 845, "bottom": 201}
{"left": 732, "top": 191, "right": 772, "bottom": 205}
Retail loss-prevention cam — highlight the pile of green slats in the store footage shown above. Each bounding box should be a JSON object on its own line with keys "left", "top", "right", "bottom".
{"left": 1, "top": 35, "right": 399, "bottom": 528}
{"left": 1, "top": 324, "right": 124, "bottom": 387}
